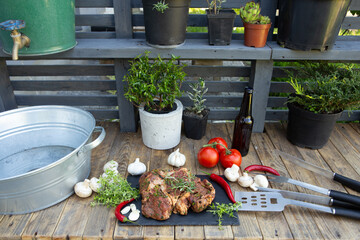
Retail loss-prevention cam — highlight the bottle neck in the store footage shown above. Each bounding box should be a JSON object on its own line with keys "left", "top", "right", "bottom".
{"left": 240, "top": 88, "right": 253, "bottom": 117}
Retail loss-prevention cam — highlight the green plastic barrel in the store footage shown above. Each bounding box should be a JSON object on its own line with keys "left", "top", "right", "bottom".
{"left": 0, "top": 0, "right": 76, "bottom": 56}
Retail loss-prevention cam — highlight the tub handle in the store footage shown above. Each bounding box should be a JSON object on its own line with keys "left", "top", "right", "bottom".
{"left": 78, "top": 126, "right": 106, "bottom": 155}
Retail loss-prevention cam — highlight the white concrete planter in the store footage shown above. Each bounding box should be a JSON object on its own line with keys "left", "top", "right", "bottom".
{"left": 139, "top": 99, "right": 183, "bottom": 150}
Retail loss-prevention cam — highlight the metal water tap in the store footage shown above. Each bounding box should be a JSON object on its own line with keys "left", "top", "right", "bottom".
{"left": 0, "top": 20, "right": 30, "bottom": 60}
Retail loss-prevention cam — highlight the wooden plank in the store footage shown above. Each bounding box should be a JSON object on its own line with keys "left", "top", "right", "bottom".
{"left": 338, "top": 123, "right": 360, "bottom": 155}
{"left": 15, "top": 94, "right": 117, "bottom": 106}
{"left": 131, "top": 0, "right": 251, "bottom": 8}
{"left": 184, "top": 65, "right": 251, "bottom": 78}
{"left": 114, "top": 59, "right": 137, "bottom": 132}
{"left": 76, "top": 14, "right": 114, "bottom": 27}
{"left": 0, "top": 59, "right": 17, "bottom": 111}
{"left": 7, "top": 65, "right": 114, "bottom": 76}
{"left": 88, "top": 109, "right": 119, "bottom": 120}
{"left": 76, "top": 32, "right": 116, "bottom": 39}
{"left": 342, "top": 17, "right": 360, "bottom": 29}
{"left": 249, "top": 60, "right": 274, "bottom": 132}
{"left": 0, "top": 39, "right": 272, "bottom": 60}
{"left": 11, "top": 80, "right": 116, "bottom": 91}
{"left": 270, "top": 41, "right": 360, "bottom": 61}
{"left": 0, "top": 214, "right": 32, "bottom": 240}
{"left": 75, "top": 0, "right": 113, "bottom": 8}
{"left": 114, "top": 0, "right": 133, "bottom": 38}
{"left": 113, "top": 129, "right": 148, "bottom": 240}
{"left": 265, "top": 123, "right": 360, "bottom": 239}
{"left": 83, "top": 124, "right": 130, "bottom": 240}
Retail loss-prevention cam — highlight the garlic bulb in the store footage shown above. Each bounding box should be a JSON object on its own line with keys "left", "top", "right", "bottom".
{"left": 89, "top": 177, "right": 101, "bottom": 192}
{"left": 238, "top": 172, "right": 254, "bottom": 188}
{"left": 167, "top": 148, "right": 186, "bottom": 167}
{"left": 127, "top": 158, "right": 146, "bottom": 175}
{"left": 103, "top": 160, "right": 118, "bottom": 172}
{"left": 128, "top": 209, "right": 140, "bottom": 221}
{"left": 250, "top": 175, "right": 269, "bottom": 191}
{"left": 224, "top": 164, "right": 240, "bottom": 182}
{"left": 74, "top": 179, "right": 93, "bottom": 198}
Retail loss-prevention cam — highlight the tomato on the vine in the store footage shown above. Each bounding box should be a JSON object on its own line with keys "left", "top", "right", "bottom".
{"left": 219, "top": 149, "right": 242, "bottom": 169}
{"left": 208, "top": 137, "right": 228, "bottom": 153}
{"left": 197, "top": 147, "right": 219, "bottom": 168}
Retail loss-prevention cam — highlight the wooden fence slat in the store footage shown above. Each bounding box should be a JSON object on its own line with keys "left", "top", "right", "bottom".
{"left": 0, "top": 59, "right": 17, "bottom": 111}
{"left": 114, "top": 59, "right": 137, "bottom": 132}
{"left": 114, "top": 0, "right": 133, "bottom": 38}
{"left": 76, "top": 14, "right": 114, "bottom": 27}
{"left": 11, "top": 80, "right": 116, "bottom": 91}
{"left": 75, "top": 0, "right": 113, "bottom": 8}
{"left": 8, "top": 65, "right": 114, "bottom": 76}
{"left": 15, "top": 94, "right": 117, "bottom": 106}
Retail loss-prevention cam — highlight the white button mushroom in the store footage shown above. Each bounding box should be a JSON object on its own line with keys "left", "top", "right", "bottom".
{"left": 127, "top": 158, "right": 146, "bottom": 175}
{"left": 89, "top": 177, "right": 101, "bottom": 193}
{"left": 103, "top": 160, "right": 119, "bottom": 172}
{"left": 224, "top": 164, "right": 240, "bottom": 182}
{"left": 74, "top": 179, "right": 93, "bottom": 198}
{"left": 238, "top": 172, "right": 254, "bottom": 188}
{"left": 250, "top": 174, "right": 269, "bottom": 191}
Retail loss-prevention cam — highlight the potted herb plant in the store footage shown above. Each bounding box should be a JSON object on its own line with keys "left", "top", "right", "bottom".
{"left": 124, "top": 51, "right": 186, "bottom": 150}
{"left": 286, "top": 62, "right": 360, "bottom": 149}
{"left": 142, "top": 0, "right": 191, "bottom": 48}
{"left": 239, "top": 1, "right": 271, "bottom": 48}
{"left": 206, "top": 0, "right": 236, "bottom": 45}
{"left": 183, "top": 78, "right": 209, "bottom": 140}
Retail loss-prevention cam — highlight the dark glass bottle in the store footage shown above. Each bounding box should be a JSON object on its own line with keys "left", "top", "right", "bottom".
{"left": 231, "top": 87, "right": 254, "bottom": 157}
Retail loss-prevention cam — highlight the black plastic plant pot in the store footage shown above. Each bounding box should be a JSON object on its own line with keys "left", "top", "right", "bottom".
{"left": 277, "top": 0, "right": 352, "bottom": 51}
{"left": 207, "top": 9, "right": 236, "bottom": 46}
{"left": 286, "top": 102, "right": 342, "bottom": 149}
{"left": 142, "top": 0, "right": 191, "bottom": 48}
{"left": 183, "top": 109, "right": 209, "bottom": 140}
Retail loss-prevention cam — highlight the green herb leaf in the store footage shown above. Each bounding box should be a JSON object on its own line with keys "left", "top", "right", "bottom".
{"left": 207, "top": 202, "right": 242, "bottom": 229}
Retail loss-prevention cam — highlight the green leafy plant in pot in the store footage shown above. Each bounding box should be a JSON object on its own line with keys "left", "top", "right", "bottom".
{"left": 206, "top": 0, "right": 236, "bottom": 46}
{"left": 124, "top": 51, "right": 186, "bottom": 150}
{"left": 239, "top": 1, "right": 271, "bottom": 48}
{"left": 183, "top": 78, "right": 209, "bottom": 140}
{"left": 286, "top": 62, "right": 360, "bottom": 149}
{"left": 142, "top": 0, "right": 191, "bottom": 48}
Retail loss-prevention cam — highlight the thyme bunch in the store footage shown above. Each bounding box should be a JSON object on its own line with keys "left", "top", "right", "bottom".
{"left": 207, "top": 202, "right": 242, "bottom": 229}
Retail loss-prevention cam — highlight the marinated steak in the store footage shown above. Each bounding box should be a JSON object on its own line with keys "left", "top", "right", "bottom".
{"left": 139, "top": 168, "right": 215, "bottom": 220}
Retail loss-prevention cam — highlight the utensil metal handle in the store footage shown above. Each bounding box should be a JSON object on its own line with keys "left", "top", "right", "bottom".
{"left": 333, "top": 173, "right": 360, "bottom": 193}
{"left": 333, "top": 207, "right": 360, "bottom": 220}
{"left": 80, "top": 126, "right": 106, "bottom": 153}
{"left": 329, "top": 190, "right": 360, "bottom": 206}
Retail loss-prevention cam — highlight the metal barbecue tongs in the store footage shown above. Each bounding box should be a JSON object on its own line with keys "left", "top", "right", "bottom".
{"left": 262, "top": 174, "right": 360, "bottom": 207}
{"left": 234, "top": 189, "right": 360, "bottom": 220}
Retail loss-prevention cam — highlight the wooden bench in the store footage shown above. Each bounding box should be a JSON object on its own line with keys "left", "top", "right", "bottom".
{"left": 0, "top": 0, "right": 359, "bottom": 133}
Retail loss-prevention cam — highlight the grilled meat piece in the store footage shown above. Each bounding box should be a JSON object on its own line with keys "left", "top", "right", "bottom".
{"left": 139, "top": 168, "right": 215, "bottom": 220}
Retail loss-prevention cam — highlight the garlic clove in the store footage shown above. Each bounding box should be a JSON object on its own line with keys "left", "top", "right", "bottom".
{"left": 130, "top": 203, "right": 137, "bottom": 212}
{"left": 128, "top": 210, "right": 140, "bottom": 221}
{"left": 89, "top": 177, "right": 101, "bottom": 192}
{"left": 121, "top": 206, "right": 131, "bottom": 215}
{"left": 74, "top": 179, "right": 93, "bottom": 198}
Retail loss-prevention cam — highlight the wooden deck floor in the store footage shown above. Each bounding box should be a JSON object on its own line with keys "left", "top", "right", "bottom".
{"left": 1, "top": 122, "right": 360, "bottom": 240}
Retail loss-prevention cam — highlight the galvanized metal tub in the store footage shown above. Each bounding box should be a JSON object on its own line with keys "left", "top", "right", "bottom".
{"left": 0, "top": 106, "right": 106, "bottom": 214}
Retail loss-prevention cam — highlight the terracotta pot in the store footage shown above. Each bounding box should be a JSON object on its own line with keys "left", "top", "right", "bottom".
{"left": 243, "top": 22, "right": 271, "bottom": 48}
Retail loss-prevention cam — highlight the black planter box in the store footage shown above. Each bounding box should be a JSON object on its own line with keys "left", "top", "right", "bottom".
{"left": 183, "top": 109, "right": 209, "bottom": 140}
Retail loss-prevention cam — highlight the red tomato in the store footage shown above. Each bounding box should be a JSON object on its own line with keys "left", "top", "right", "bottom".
{"left": 219, "top": 149, "right": 242, "bottom": 169}
{"left": 197, "top": 147, "right": 219, "bottom": 168}
{"left": 208, "top": 137, "right": 228, "bottom": 153}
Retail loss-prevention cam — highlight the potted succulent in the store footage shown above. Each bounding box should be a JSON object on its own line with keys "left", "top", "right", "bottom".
{"left": 206, "top": 0, "right": 236, "bottom": 45}
{"left": 142, "top": 0, "right": 191, "bottom": 48}
{"left": 183, "top": 78, "right": 209, "bottom": 140}
{"left": 239, "top": 1, "right": 271, "bottom": 48}
{"left": 286, "top": 62, "right": 360, "bottom": 149}
{"left": 123, "top": 51, "right": 186, "bottom": 150}
{"left": 277, "top": 0, "right": 352, "bottom": 51}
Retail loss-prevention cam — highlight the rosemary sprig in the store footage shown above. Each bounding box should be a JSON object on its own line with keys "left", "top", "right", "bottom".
{"left": 164, "top": 172, "right": 196, "bottom": 193}
{"left": 207, "top": 202, "right": 242, "bottom": 229}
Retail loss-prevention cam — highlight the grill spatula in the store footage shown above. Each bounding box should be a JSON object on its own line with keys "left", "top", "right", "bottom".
{"left": 235, "top": 192, "right": 360, "bottom": 220}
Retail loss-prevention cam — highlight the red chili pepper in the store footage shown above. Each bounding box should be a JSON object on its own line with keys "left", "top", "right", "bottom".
{"left": 244, "top": 165, "right": 280, "bottom": 176}
{"left": 201, "top": 170, "right": 236, "bottom": 203}
{"left": 114, "top": 198, "right": 135, "bottom": 223}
